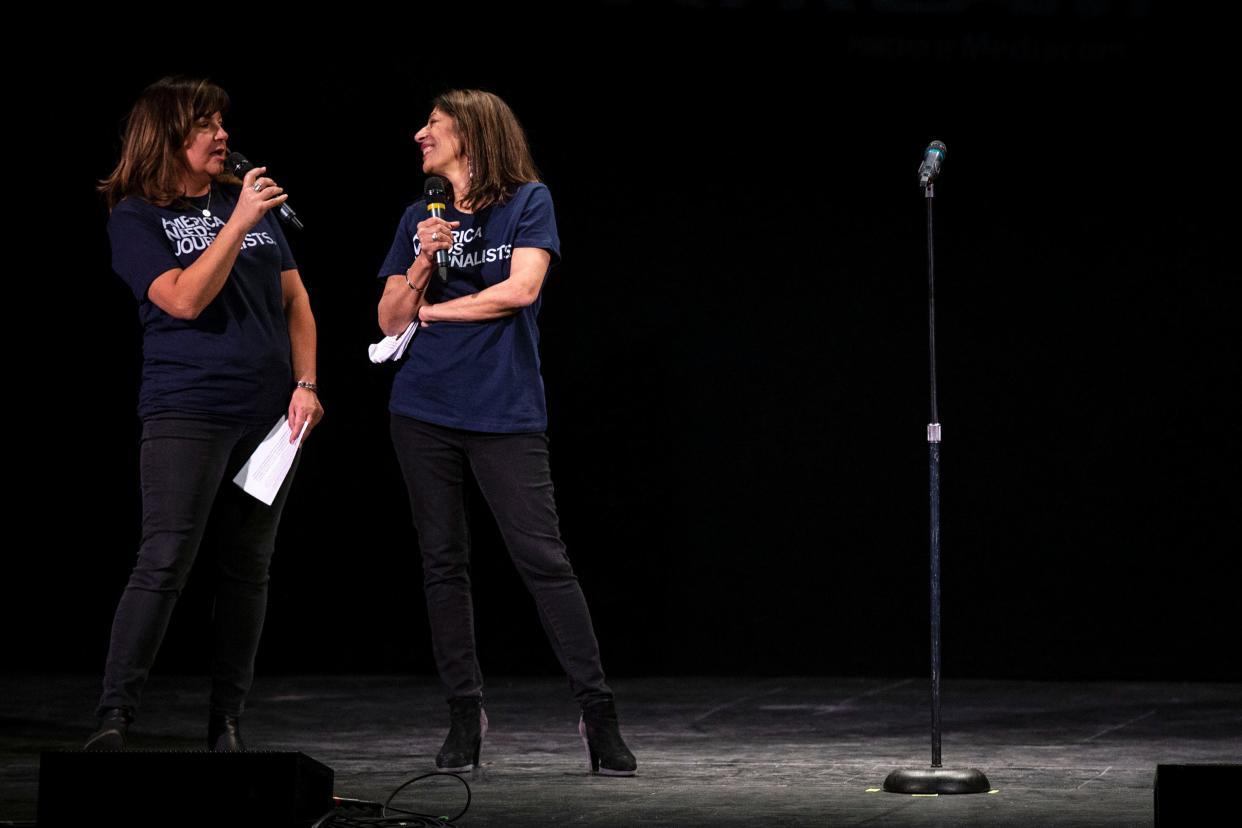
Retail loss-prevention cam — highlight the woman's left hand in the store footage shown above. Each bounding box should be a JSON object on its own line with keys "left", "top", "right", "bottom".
{"left": 288, "top": 386, "right": 324, "bottom": 444}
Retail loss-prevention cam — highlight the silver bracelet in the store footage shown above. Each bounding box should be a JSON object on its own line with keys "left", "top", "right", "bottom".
{"left": 296, "top": 380, "right": 318, "bottom": 393}
{"left": 404, "top": 271, "right": 424, "bottom": 293}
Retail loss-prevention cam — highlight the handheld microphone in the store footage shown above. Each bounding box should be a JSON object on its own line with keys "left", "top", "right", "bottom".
{"left": 918, "top": 141, "right": 946, "bottom": 188}
{"left": 423, "top": 176, "right": 450, "bottom": 282}
{"left": 225, "top": 152, "right": 304, "bottom": 230}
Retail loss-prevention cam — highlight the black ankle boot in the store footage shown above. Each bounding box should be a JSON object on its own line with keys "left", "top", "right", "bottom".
{"left": 208, "top": 713, "right": 245, "bottom": 752}
{"left": 579, "top": 699, "right": 637, "bottom": 776}
{"left": 436, "top": 696, "right": 487, "bottom": 772}
{"left": 84, "top": 707, "right": 132, "bottom": 752}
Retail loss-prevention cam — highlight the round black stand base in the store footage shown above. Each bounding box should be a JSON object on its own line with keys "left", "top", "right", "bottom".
{"left": 883, "top": 767, "right": 991, "bottom": 794}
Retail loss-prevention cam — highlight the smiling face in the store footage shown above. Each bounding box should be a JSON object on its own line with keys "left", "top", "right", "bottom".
{"left": 415, "top": 107, "right": 465, "bottom": 176}
{"left": 182, "top": 110, "right": 229, "bottom": 192}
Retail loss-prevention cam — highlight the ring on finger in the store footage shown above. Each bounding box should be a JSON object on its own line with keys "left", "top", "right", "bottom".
{"left": 432, "top": 231, "right": 440, "bottom": 241}
{"left": 253, "top": 181, "right": 263, "bottom": 192}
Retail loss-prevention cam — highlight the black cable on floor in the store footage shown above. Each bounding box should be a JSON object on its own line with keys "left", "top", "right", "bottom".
{"left": 312, "top": 771, "right": 471, "bottom": 827}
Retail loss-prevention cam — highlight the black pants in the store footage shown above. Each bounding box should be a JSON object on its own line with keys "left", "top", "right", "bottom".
{"left": 390, "top": 413, "right": 612, "bottom": 706}
{"left": 96, "top": 415, "right": 297, "bottom": 718}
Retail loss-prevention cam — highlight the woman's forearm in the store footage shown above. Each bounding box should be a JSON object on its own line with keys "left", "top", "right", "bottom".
{"left": 378, "top": 258, "right": 434, "bottom": 335}
{"left": 146, "top": 222, "right": 249, "bottom": 320}
{"left": 419, "top": 248, "right": 550, "bottom": 324}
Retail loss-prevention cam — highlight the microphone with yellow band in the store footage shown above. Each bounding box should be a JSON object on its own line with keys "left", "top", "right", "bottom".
{"left": 423, "top": 176, "right": 450, "bottom": 282}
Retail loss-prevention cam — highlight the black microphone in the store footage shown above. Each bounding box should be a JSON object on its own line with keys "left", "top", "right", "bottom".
{"left": 225, "top": 152, "right": 304, "bottom": 230}
{"left": 423, "top": 176, "right": 450, "bottom": 282}
{"left": 918, "top": 141, "right": 946, "bottom": 188}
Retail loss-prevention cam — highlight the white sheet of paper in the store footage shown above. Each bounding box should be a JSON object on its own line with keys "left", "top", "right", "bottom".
{"left": 368, "top": 320, "right": 419, "bottom": 363}
{"left": 232, "top": 416, "right": 308, "bottom": 506}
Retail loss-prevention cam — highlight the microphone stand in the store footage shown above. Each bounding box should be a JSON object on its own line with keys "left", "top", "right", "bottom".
{"left": 882, "top": 173, "right": 991, "bottom": 796}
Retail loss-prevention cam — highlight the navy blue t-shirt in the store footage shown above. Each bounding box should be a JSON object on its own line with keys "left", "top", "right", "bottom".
{"left": 109, "top": 183, "right": 295, "bottom": 423}
{"left": 378, "top": 182, "right": 561, "bottom": 432}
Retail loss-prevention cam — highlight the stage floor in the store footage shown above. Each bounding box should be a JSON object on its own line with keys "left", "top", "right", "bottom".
{"left": 3, "top": 675, "right": 1238, "bottom": 825}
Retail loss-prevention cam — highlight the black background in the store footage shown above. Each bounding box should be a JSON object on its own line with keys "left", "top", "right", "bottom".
{"left": 12, "top": 3, "right": 1236, "bottom": 684}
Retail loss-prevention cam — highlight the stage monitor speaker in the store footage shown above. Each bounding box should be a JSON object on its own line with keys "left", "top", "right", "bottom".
{"left": 37, "top": 750, "right": 334, "bottom": 826}
{"left": 1154, "top": 763, "right": 1242, "bottom": 827}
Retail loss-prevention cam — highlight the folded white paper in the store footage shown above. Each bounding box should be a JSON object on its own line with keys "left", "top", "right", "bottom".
{"left": 233, "top": 416, "right": 308, "bottom": 505}
{"left": 369, "top": 320, "right": 419, "bottom": 363}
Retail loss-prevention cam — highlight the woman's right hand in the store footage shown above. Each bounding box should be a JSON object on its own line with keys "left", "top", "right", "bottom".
{"left": 416, "top": 216, "right": 460, "bottom": 264}
{"left": 230, "top": 166, "right": 289, "bottom": 233}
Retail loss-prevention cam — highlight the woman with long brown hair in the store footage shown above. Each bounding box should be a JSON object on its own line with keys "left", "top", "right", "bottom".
{"left": 377, "top": 89, "right": 636, "bottom": 776}
{"left": 86, "top": 76, "right": 322, "bottom": 751}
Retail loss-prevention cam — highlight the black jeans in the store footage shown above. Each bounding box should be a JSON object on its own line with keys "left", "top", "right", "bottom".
{"left": 390, "top": 413, "right": 612, "bottom": 707}
{"left": 96, "top": 415, "right": 297, "bottom": 718}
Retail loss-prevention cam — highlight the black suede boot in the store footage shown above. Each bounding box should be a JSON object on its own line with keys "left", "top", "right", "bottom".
{"left": 84, "top": 707, "right": 132, "bottom": 752}
{"left": 579, "top": 700, "right": 637, "bottom": 776}
{"left": 208, "top": 713, "right": 245, "bottom": 752}
{"left": 436, "top": 696, "right": 487, "bottom": 772}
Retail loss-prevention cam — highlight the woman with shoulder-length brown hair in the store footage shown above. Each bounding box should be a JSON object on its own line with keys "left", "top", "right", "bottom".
{"left": 86, "top": 75, "right": 322, "bottom": 752}
{"left": 376, "top": 89, "right": 636, "bottom": 776}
